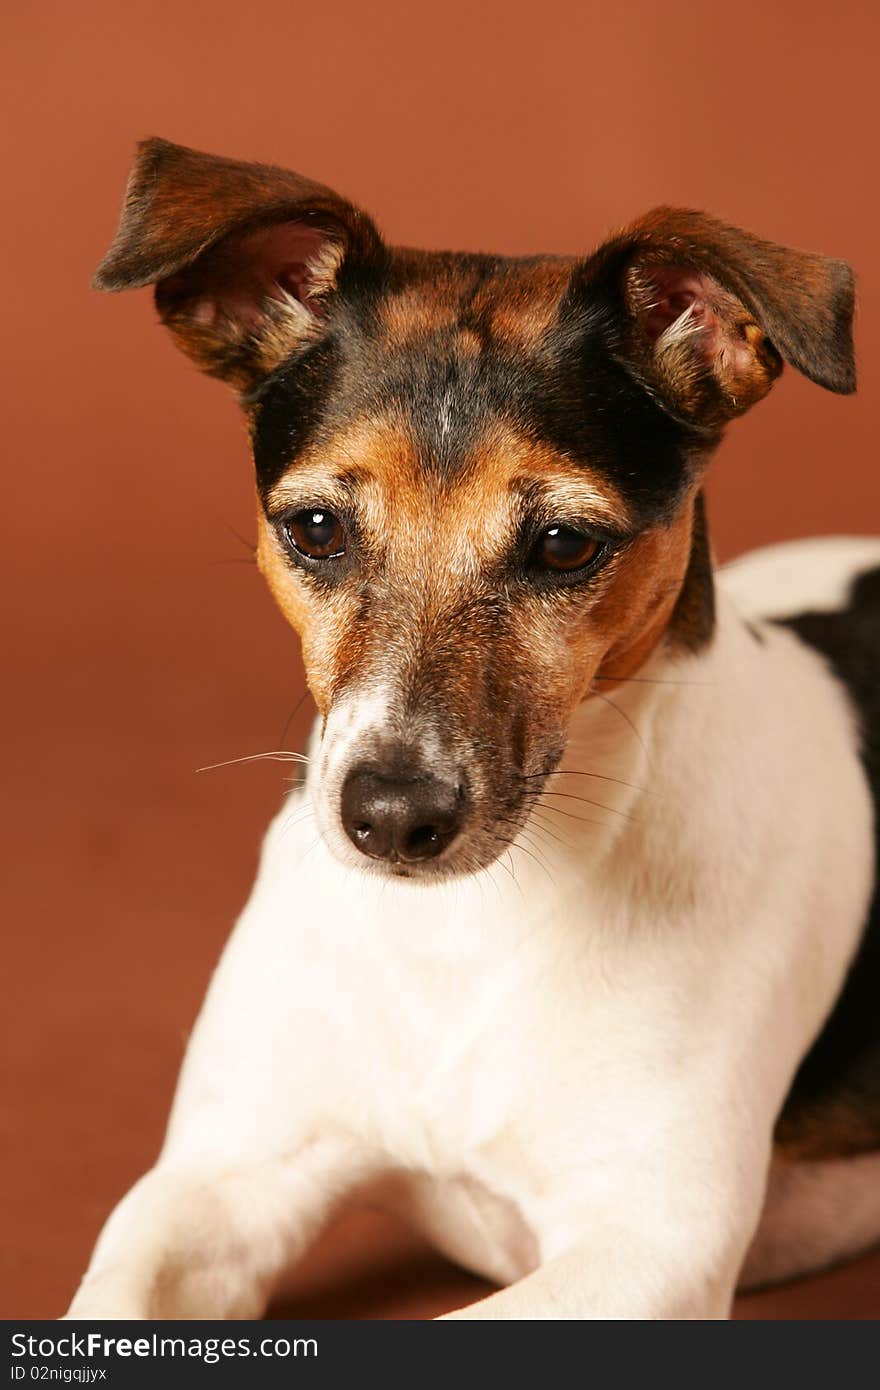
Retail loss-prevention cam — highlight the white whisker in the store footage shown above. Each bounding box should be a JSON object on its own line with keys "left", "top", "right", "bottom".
{"left": 196, "top": 750, "right": 310, "bottom": 773}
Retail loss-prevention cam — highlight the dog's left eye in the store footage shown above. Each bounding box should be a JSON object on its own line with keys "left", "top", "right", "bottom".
{"left": 532, "top": 526, "right": 603, "bottom": 573}
{"left": 284, "top": 509, "right": 347, "bottom": 560}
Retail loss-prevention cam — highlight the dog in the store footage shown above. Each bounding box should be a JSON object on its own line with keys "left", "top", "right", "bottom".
{"left": 66, "top": 139, "right": 880, "bottom": 1320}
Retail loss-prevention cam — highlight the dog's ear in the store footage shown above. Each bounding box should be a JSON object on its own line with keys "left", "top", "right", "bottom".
{"left": 579, "top": 207, "right": 855, "bottom": 428}
{"left": 93, "top": 138, "right": 385, "bottom": 389}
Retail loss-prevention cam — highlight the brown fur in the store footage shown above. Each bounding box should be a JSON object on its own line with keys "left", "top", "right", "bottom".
{"left": 594, "top": 493, "right": 702, "bottom": 686}
{"left": 94, "top": 139, "right": 858, "bottom": 879}
{"left": 585, "top": 204, "right": 855, "bottom": 398}
{"left": 775, "top": 1102, "right": 880, "bottom": 1162}
{"left": 478, "top": 262, "right": 572, "bottom": 349}
{"left": 625, "top": 263, "right": 783, "bottom": 425}
{"left": 378, "top": 256, "right": 572, "bottom": 358}
{"left": 94, "top": 138, "right": 383, "bottom": 388}
{"left": 93, "top": 136, "right": 871, "bottom": 1173}
{"left": 259, "top": 411, "right": 698, "bottom": 731}
{"left": 380, "top": 287, "right": 463, "bottom": 345}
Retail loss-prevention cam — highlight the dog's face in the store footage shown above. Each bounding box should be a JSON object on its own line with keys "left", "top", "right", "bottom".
{"left": 250, "top": 259, "right": 711, "bottom": 877}
{"left": 96, "top": 140, "right": 855, "bottom": 878}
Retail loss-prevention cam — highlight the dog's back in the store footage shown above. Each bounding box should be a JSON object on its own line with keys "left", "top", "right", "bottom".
{"left": 721, "top": 537, "right": 880, "bottom": 1161}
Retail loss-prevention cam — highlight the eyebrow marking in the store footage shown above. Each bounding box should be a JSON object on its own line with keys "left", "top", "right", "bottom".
{"left": 471, "top": 420, "right": 632, "bottom": 532}
{"left": 266, "top": 462, "right": 373, "bottom": 514}
{"left": 264, "top": 413, "right": 417, "bottom": 515}
{"left": 512, "top": 477, "right": 631, "bottom": 533}
{"left": 264, "top": 410, "right": 632, "bottom": 561}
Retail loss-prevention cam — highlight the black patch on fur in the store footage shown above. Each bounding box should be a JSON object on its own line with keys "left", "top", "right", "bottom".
{"left": 666, "top": 492, "right": 716, "bottom": 652}
{"left": 774, "top": 566, "right": 880, "bottom": 1158}
{"left": 249, "top": 337, "right": 341, "bottom": 490}
{"left": 250, "top": 251, "right": 708, "bottom": 525}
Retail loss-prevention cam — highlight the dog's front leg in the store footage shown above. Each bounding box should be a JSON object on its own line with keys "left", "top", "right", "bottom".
{"left": 441, "top": 1241, "right": 737, "bottom": 1321}
{"left": 440, "top": 1138, "right": 770, "bottom": 1321}
{"left": 65, "top": 1138, "right": 361, "bottom": 1320}
{"left": 441, "top": 1222, "right": 749, "bottom": 1321}
{"left": 65, "top": 798, "right": 380, "bottom": 1321}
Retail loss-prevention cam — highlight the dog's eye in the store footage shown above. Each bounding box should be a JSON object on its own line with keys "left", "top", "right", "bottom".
{"left": 533, "top": 526, "right": 602, "bottom": 573}
{"left": 284, "top": 509, "right": 346, "bottom": 560}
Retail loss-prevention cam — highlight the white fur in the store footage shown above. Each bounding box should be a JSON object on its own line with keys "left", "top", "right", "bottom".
{"left": 719, "top": 535, "right": 880, "bottom": 617}
{"left": 67, "top": 538, "right": 880, "bottom": 1321}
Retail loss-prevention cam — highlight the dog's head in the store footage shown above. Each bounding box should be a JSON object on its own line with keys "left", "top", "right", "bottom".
{"left": 96, "top": 139, "right": 856, "bottom": 879}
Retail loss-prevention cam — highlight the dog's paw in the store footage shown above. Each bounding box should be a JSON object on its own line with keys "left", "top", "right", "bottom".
{"left": 63, "top": 1304, "right": 147, "bottom": 1320}
{"left": 64, "top": 1276, "right": 148, "bottom": 1321}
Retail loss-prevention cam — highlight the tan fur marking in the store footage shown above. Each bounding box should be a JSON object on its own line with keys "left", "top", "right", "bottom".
{"left": 500, "top": 495, "right": 699, "bottom": 725}
{"left": 479, "top": 263, "right": 571, "bottom": 348}
{"left": 379, "top": 260, "right": 571, "bottom": 353}
{"left": 473, "top": 419, "right": 631, "bottom": 530}
{"left": 257, "top": 510, "right": 367, "bottom": 716}
{"left": 265, "top": 458, "right": 374, "bottom": 516}
{"left": 592, "top": 494, "right": 699, "bottom": 688}
{"left": 380, "top": 289, "right": 460, "bottom": 344}
{"left": 256, "top": 412, "right": 703, "bottom": 795}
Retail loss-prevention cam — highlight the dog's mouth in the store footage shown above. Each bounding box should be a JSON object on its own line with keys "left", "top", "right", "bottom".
{"left": 311, "top": 724, "right": 567, "bottom": 882}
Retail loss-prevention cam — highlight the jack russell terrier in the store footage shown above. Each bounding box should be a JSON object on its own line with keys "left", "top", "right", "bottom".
{"left": 67, "top": 139, "right": 879, "bottom": 1320}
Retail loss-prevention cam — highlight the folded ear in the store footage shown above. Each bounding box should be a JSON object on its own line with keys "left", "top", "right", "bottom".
{"left": 581, "top": 207, "right": 855, "bottom": 427}
{"left": 93, "top": 138, "right": 385, "bottom": 388}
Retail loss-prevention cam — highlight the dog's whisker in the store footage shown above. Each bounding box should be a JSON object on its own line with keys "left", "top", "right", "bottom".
{"left": 486, "top": 861, "right": 508, "bottom": 906}
{"left": 195, "top": 750, "right": 311, "bottom": 773}
{"left": 296, "top": 835, "right": 325, "bottom": 869}
{"left": 222, "top": 519, "right": 258, "bottom": 556}
{"left": 508, "top": 839, "right": 555, "bottom": 884}
{"left": 517, "top": 826, "right": 551, "bottom": 860}
{"left": 519, "top": 769, "right": 651, "bottom": 795}
{"left": 277, "top": 810, "right": 317, "bottom": 843}
{"left": 489, "top": 830, "right": 554, "bottom": 885}
{"left": 524, "top": 810, "right": 577, "bottom": 852}
{"left": 525, "top": 824, "right": 575, "bottom": 855}
{"left": 277, "top": 805, "right": 314, "bottom": 839}
{"left": 532, "top": 800, "right": 621, "bottom": 831}
{"left": 494, "top": 811, "right": 550, "bottom": 845}
{"left": 593, "top": 673, "right": 714, "bottom": 687}
{"left": 490, "top": 850, "right": 522, "bottom": 897}
{"left": 497, "top": 811, "right": 573, "bottom": 854}
{"left": 535, "top": 789, "right": 638, "bottom": 822}
{"left": 278, "top": 687, "right": 313, "bottom": 751}
{"left": 494, "top": 845, "right": 523, "bottom": 894}
{"left": 589, "top": 688, "right": 652, "bottom": 765}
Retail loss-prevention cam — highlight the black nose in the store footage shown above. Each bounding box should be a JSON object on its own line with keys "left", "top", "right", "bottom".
{"left": 340, "top": 767, "right": 466, "bottom": 863}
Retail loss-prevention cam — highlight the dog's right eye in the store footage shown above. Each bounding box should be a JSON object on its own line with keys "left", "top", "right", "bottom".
{"left": 283, "top": 509, "right": 347, "bottom": 561}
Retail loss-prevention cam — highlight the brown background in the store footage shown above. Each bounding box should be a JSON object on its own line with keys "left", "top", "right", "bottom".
{"left": 3, "top": 1, "right": 879, "bottom": 1320}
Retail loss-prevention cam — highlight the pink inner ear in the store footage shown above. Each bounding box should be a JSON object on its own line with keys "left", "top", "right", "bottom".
{"left": 251, "top": 223, "right": 333, "bottom": 309}
{"left": 639, "top": 266, "right": 714, "bottom": 344}
{"left": 189, "top": 222, "right": 337, "bottom": 328}
{"left": 634, "top": 261, "right": 775, "bottom": 395}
